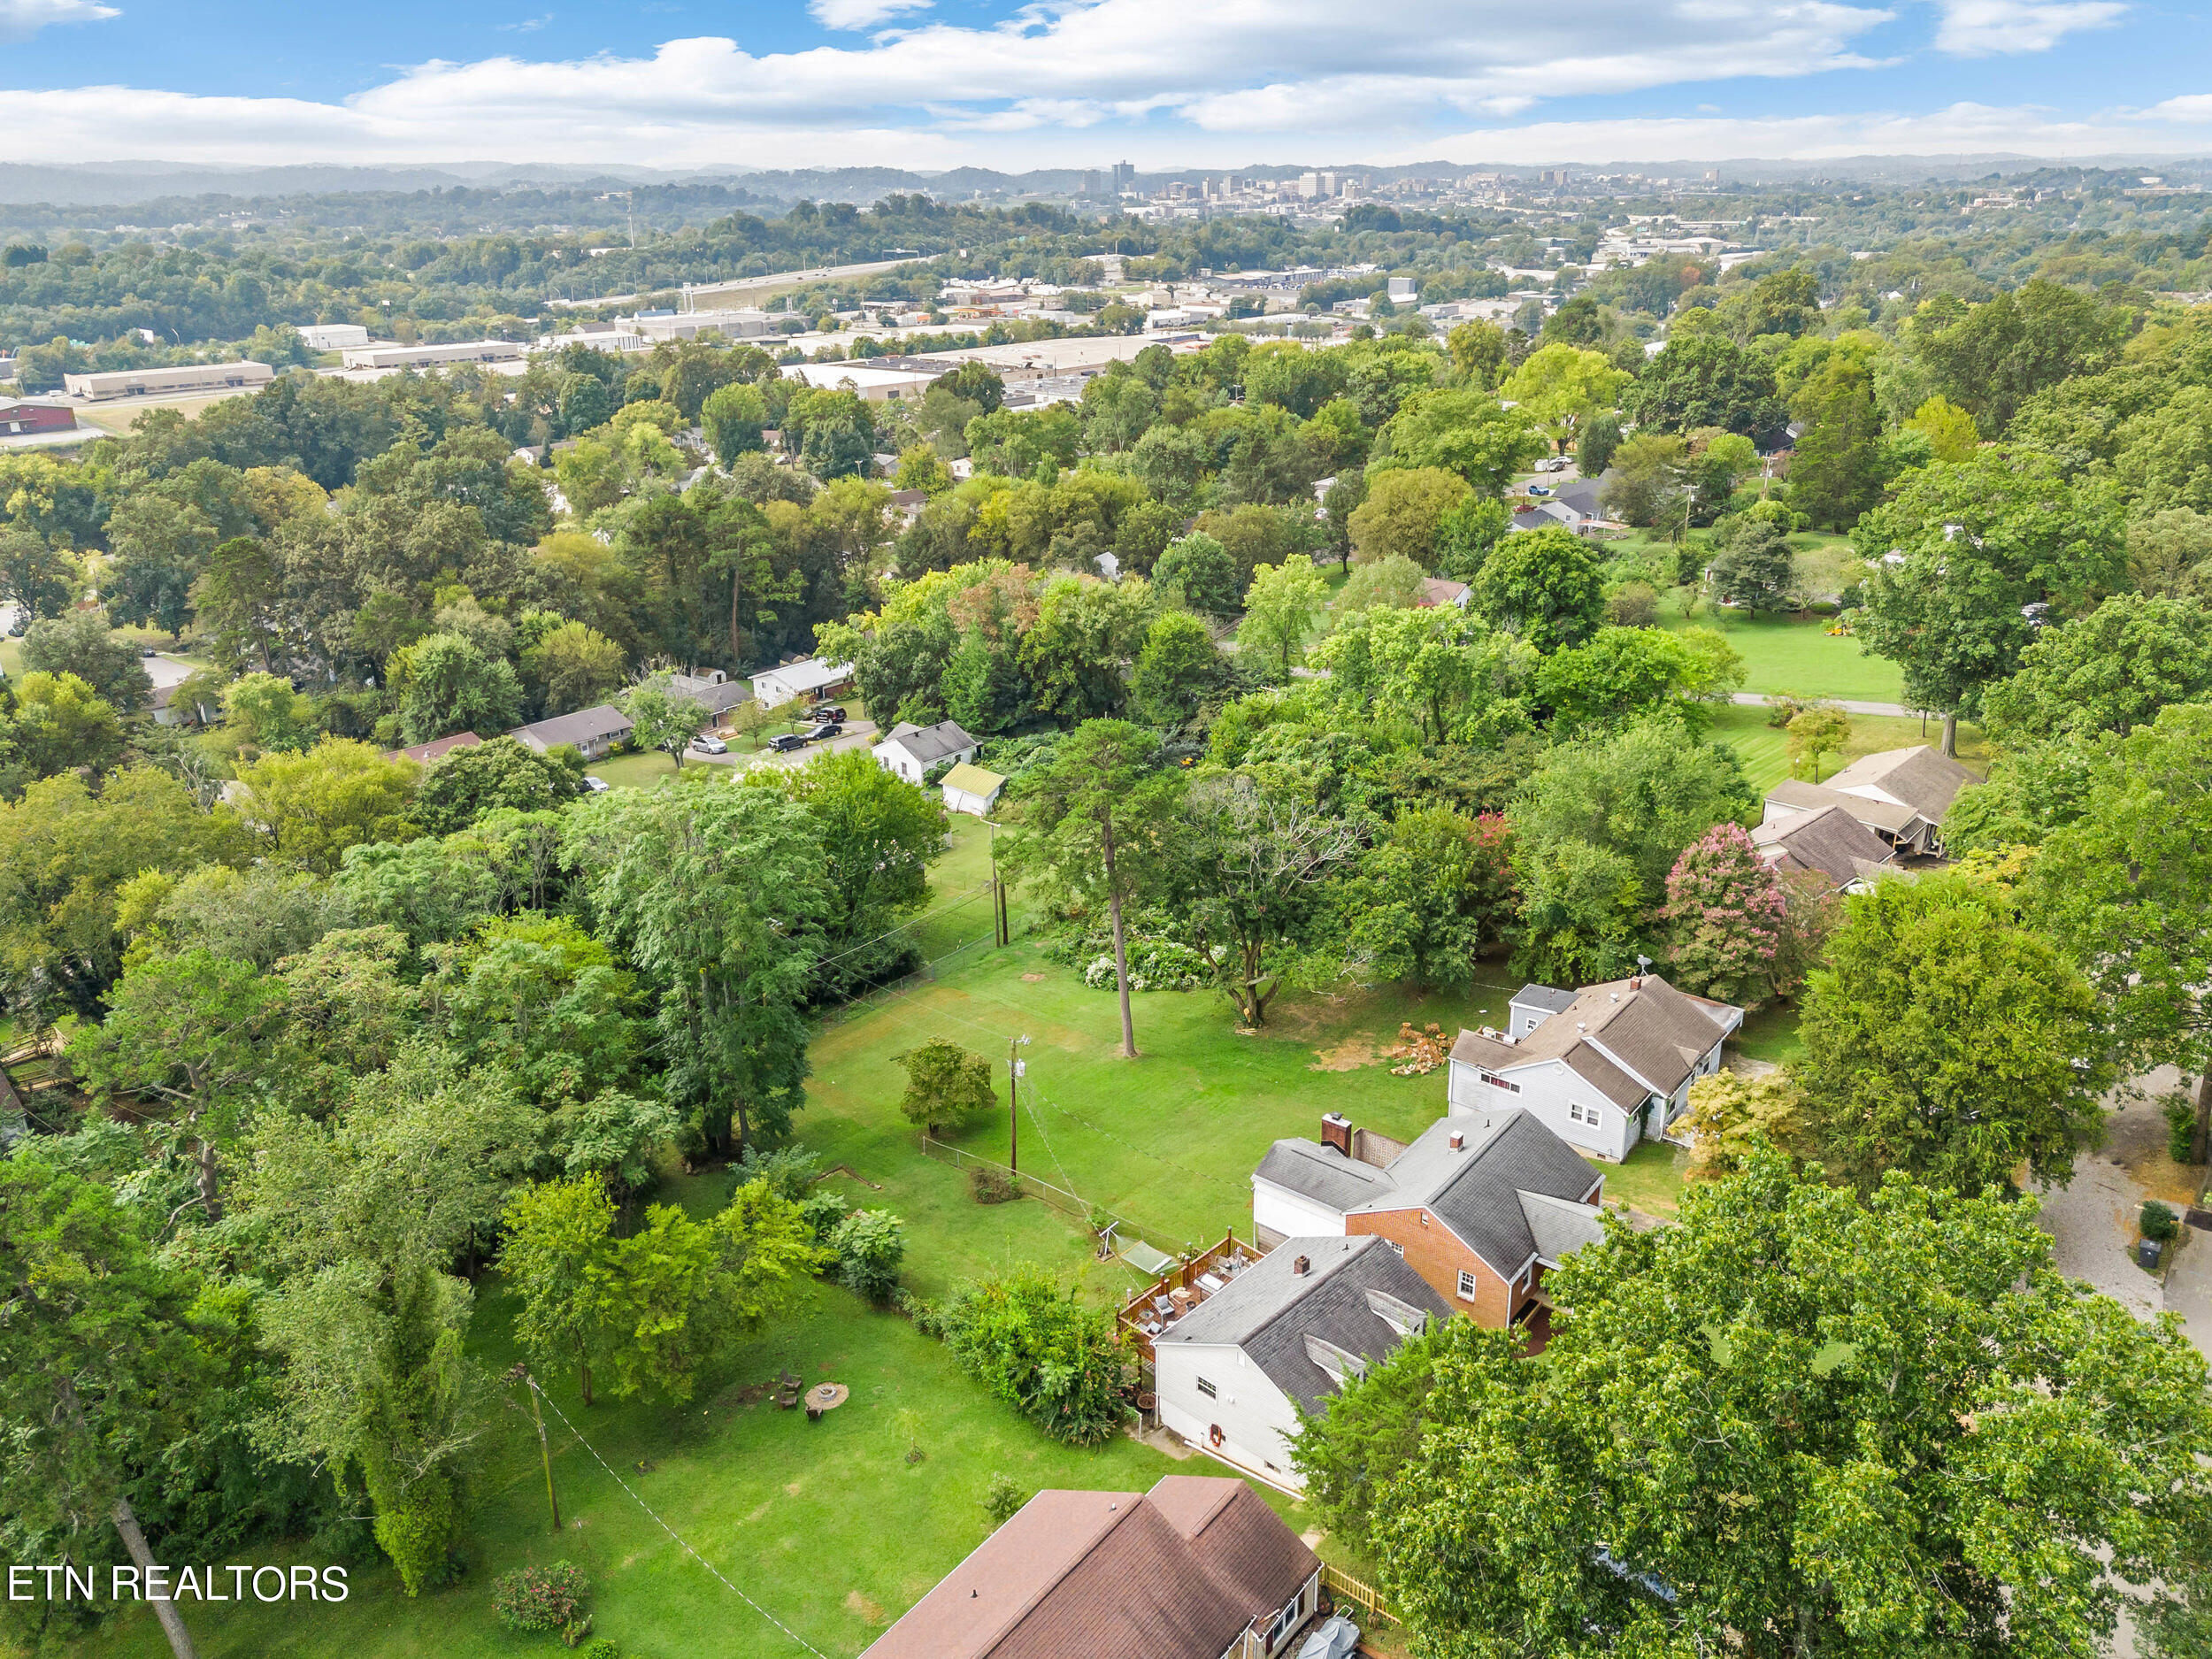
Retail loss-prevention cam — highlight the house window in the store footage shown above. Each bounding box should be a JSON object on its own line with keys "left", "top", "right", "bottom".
{"left": 1267, "top": 1587, "right": 1303, "bottom": 1647}
{"left": 1456, "top": 1270, "right": 1478, "bottom": 1301}
{"left": 1569, "top": 1101, "right": 1603, "bottom": 1128}
{"left": 1196, "top": 1377, "right": 1217, "bottom": 1399}
{"left": 1478, "top": 1070, "right": 1521, "bottom": 1094}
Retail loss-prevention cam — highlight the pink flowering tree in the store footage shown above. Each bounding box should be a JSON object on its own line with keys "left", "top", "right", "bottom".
{"left": 1662, "top": 823, "right": 1786, "bottom": 1006}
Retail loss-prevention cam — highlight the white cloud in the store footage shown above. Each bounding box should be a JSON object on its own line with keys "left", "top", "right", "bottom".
{"left": 2147, "top": 92, "right": 2212, "bottom": 121}
{"left": 808, "top": 0, "right": 933, "bottom": 28}
{"left": 1390, "top": 100, "right": 2212, "bottom": 165}
{"left": 0, "top": 0, "right": 116, "bottom": 41}
{"left": 1932, "top": 0, "right": 2124, "bottom": 55}
{"left": 499, "top": 13, "right": 555, "bottom": 32}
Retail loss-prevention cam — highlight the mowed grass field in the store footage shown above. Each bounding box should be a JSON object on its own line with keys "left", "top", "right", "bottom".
{"left": 1702, "top": 703, "right": 1989, "bottom": 794}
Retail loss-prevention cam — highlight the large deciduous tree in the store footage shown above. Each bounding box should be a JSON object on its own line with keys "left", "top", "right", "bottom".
{"left": 1471, "top": 526, "right": 1605, "bottom": 652}
{"left": 1295, "top": 1151, "right": 2212, "bottom": 1659}
{"left": 1799, "top": 871, "right": 2109, "bottom": 1194}
{"left": 1002, "top": 720, "right": 1181, "bottom": 1056}
{"left": 1662, "top": 823, "right": 1786, "bottom": 1007}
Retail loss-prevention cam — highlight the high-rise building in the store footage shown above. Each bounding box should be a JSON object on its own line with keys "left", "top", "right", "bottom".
{"left": 1080, "top": 169, "right": 1102, "bottom": 196}
{"left": 1111, "top": 160, "right": 1135, "bottom": 195}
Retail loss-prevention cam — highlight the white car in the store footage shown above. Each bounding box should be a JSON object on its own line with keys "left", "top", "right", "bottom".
{"left": 691, "top": 733, "right": 729, "bottom": 755}
{"left": 581, "top": 775, "right": 610, "bottom": 793}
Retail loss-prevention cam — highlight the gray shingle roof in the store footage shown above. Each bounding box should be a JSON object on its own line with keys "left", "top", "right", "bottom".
{"left": 1824, "top": 743, "right": 1978, "bottom": 823}
{"left": 1453, "top": 974, "right": 1739, "bottom": 1102}
{"left": 1511, "top": 984, "right": 1578, "bottom": 1017}
{"left": 1765, "top": 777, "right": 1921, "bottom": 834}
{"left": 1157, "top": 1235, "right": 1452, "bottom": 1414}
{"left": 1752, "top": 803, "right": 1895, "bottom": 889}
{"left": 1253, "top": 1138, "right": 1396, "bottom": 1211}
{"left": 1354, "top": 1110, "right": 1606, "bottom": 1277}
{"left": 668, "top": 673, "right": 752, "bottom": 715}
{"left": 881, "top": 718, "right": 978, "bottom": 765}
{"left": 509, "top": 704, "right": 634, "bottom": 749}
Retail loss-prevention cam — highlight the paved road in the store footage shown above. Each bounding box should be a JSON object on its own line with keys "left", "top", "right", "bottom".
{"left": 1728, "top": 690, "right": 1915, "bottom": 718}
{"left": 702, "top": 718, "right": 880, "bottom": 773}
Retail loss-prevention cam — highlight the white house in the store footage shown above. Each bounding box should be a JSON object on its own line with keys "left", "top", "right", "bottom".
{"left": 1446, "top": 974, "right": 1742, "bottom": 1162}
{"left": 1153, "top": 1236, "right": 1449, "bottom": 1492}
{"left": 748, "top": 656, "right": 852, "bottom": 709}
{"left": 872, "top": 718, "right": 978, "bottom": 785}
{"left": 941, "top": 762, "right": 1006, "bottom": 818}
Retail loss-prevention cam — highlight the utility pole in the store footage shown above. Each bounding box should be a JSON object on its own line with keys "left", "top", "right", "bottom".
{"left": 1008, "top": 1035, "right": 1029, "bottom": 1174}
{"left": 509, "top": 1365, "right": 561, "bottom": 1532}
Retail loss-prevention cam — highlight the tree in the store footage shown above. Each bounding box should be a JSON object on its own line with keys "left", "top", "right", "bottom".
{"left": 1151, "top": 532, "right": 1241, "bottom": 618}
{"left": 1906, "top": 394, "right": 1980, "bottom": 462}
{"left": 1500, "top": 343, "right": 1627, "bottom": 457}
{"left": 0, "top": 1159, "right": 211, "bottom": 1659}
{"left": 592, "top": 1182, "right": 823, "bottom": 1402}
{"left": 1534, "top": 626, "right": 1710, "bottom": 734}
{"left": 1348, "top": 466, "right": 1471, "bottom": 566}
{"left": 619, "top": 681, "right": 709, "bottom": 768}
{"left": 1167, "top": 765, "right": 1363, "bottom": 1027}
{"left": 411, "top": 737, "right": 580, "bottom": 835}
{"left": 1239, "top": 557, "right": 1327, "bottom": 680}
{"left": 1708, "top": 513, "right": 1794, "bottom": 611}
{"left": 1001, "top": 721, "right": 1181, "bottom": 1057}
{"left": 1576, "top": 411, "right": 1623, "bottom": 478}
{"left": 896, "top": 1037, "right": 997, "bottom": 1133}
{"left": 1371, "top": 390, "right": 1544, "bottom": 493}
{"left": 1785, "top": 704, "right": 1851, "bottom": 780}
{"left": 1599, "top": 432, "right": 1687, "bottom": 528}
{"left": 743, "top": 746, "right": 947, "bottom": 994}
{"left": 1853, "top": 448, "right": 2125, "bottom": 754}
{"left": 1295, "top": 1152, "right": 2212, "bottom": 1659}
{"left": 1661, "top": 824, "right": 1786, "bottom": 1006}
{"left": 501, "top": 1178, "right": 615, "bottom": 1405}
{"left": 929, "top": 1271, "right": 1125, "bottom": 1445}
{"left": 700, "top": 380, "right": 768, "bottom": 464}
{"left": 0, "top": 529, "right": 75, "bottom": 623}
{"left": 1624, "top": 334, "right": 1786, "bottom": 440}
{"left": 1447, "top": 319, "right": 1508, "bottom": 388}
{"left": 1471, "top": 526, "right": 1604, "bottom": 651}
{"left": 1982, "top": 591, "right": 2212, "bottom": 743}
{"left": 563, "top": 781, "right": 826, "bottom": 1148}
{"left": 1799, "top": 871, "right": 2109, "bottom": 1194}
{"left": 1129, "top": 611, "right": 1229, "bottom": 726}
{"left": 520, "top": 621, "right": 626, "bottom": 720}
{"left": 190, "top": 535, "right": 283, "bottom": 672}
{"left": 220, "top": 671, "right": 319, "bottom": 753}
{"left": 827, "top": 1209, "right": 905, "bottom": 1303}
{"left": 12, "top": 670, "right": 123, "bottom": 778}
{"left": 391, "top": 632, "right": 523, "bottom": 747}
{"left": 1334, "top": 553, "right": 1427, "bottom": 616}
{"left": 1341, "top": 809, "right": 1516, "bottom": 987}
{"left": 1788, "top": 362, "right": 1884, "bottom": 530}
{"left": 20, "top": 610, "right": 153, "bottom": 712}
{"left": 2032, "top": 705, "right": 2212, "bottom": 1161}
{"left": 234, "top": 739, "right": 419, "bottom": 872}
{"left": 1676, "top": 1068, "right": 1812, "bottom": 1181}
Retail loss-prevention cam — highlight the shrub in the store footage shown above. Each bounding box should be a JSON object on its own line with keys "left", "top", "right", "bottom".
{"left": 492, "top": 1562, "right": 591, "bottom": 1633}
{"left": 830, "top": 1209, "right": 908, "bottom": 1302}
{"left": 798, "top": 1190, "right": 849, "bottom": 1242}
{"left": 984, "top": 1472, "right": 1030, "bottom": 1526}
{"left": 1603, "top": 580, "right": 1659, "bottom": 627}
{"left": 971, "top": 1164, "right": 1021, "bottom": 1204}
{"left": 583, "top": 1642, "right": 620, "bottom": 1659}
{"left": 931, "top": 1269, "right": 1125, "bottom": 1445}
{"left": 734, "top": 1142, "right": 820, "bottom": 1202}
{"left": 2142, "top": 1201, "right": 2181, "bottom": 1243}
{"left": 2166, "top": 1094, "right": 2198, "bottom": 1164}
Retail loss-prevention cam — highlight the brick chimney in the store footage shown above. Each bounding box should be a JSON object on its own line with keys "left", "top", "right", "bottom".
{"left": 1320, "top": 1112, "right": 1352, "bottom": 1156}
{"left": 1293, "top": 1255, "right": 1310, "bottom": 1276}
{"left": 1448, "top": 1131, "right": 1464, "bottom": 1151}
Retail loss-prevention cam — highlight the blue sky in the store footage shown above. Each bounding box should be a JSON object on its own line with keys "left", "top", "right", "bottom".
{"left": 1, "top": 0, "right": 2208, "bottom": 171}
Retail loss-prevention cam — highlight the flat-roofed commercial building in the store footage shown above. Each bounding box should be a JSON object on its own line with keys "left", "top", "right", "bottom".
{"left": 296, "top": 323, "right": 372, "bottom": 351}
{"left": 624, "top": 308, "right": 776, "bottom": 342}
{"left": 341, "top": 340, "right": 526, "bottom": 370}
{"left": 63, "top": 361, "right": 274, "bottom": 401}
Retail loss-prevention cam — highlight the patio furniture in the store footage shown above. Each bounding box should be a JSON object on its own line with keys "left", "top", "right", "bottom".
{"left": 1197, "top": 1272, "right": 1226, "bottom": 1294}
{"left": 1169, "top": 1286, "right": 1194, "bottom": 1314}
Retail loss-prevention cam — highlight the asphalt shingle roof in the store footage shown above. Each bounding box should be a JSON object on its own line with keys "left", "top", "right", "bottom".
{"left": 1752, "top": 803, "right": 1895, "bottom": 888}
{"left": 1452, "top": 975, "right": 1737, "bottom": 1102}
{"left": 880, "top": 718, "right": 979, "bottom": 765}
{"left": 1354, "top": 1110, "right": 1606, "bottom": 1277}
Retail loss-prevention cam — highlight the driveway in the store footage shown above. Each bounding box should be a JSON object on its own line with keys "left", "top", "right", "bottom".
{"left": 734, "top": 718, "right": 879, "bottom": 772}
{"left": 1727, "top": 690, "right": 1915, "bottom": 718}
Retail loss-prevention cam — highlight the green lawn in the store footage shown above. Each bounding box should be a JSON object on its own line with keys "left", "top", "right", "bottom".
{"left": 1664, "top": 603, "right": 1908, "bottom": 704}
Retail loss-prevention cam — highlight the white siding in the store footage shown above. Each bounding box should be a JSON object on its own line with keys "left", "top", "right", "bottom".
{"left": 944, "top": 786, "right": 996, "bottom": 818}
{"left": 1252, "top": 1179, "right": 1347, "bottom": 1246}
{"left": 872, "top": 741, "right": 924, "bottom": 784}
{"left": 1460, "top": 1056, "right": 1632, "bottom": 1162}
{"left": 1154, "top": 1341, "right": 1306, "bottom": 1490}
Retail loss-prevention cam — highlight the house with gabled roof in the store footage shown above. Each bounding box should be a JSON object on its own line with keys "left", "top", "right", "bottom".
{"left": 1761, "top": 743, "right": 1977, "bottom": 858}
{"left": 1251, "top": 1108, "right": 1608, "bottom": 1338}
{"left": 1750, "top": 801, "right": 1897, "bottom": 892}
{"left": 1153, "top": 1233, "right": 1450, "bottom": 1492}
{"left": 1447, "top": 974, "right": 1742, "bottom": 1162}
{"left": 871, "top": 717, "right": 979, "bottom": 786}
{"left": 862, "top": 1475, "right": 1321, "bottom": 1659}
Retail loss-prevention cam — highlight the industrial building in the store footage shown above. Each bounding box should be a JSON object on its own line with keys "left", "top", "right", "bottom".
{"left": 340, "top": 340, "right": 526, "bottom": 370}
{"left": 621, "top": 308, "right": 777, "bottom": 342}
{"left": 63, "top": 361, "right": 274, "bottom": 401}
{"left": 296, "top": 323, "right": 373, "bottom": 351}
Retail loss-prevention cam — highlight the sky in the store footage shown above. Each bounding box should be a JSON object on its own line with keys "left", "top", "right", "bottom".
{"left": 0, "top": 0, "right": 2208, "bottom": 173}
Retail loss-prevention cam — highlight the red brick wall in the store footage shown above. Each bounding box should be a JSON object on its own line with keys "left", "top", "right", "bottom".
{"left": 1347, "top": 1208, "right": 1519, "bottom": 1327}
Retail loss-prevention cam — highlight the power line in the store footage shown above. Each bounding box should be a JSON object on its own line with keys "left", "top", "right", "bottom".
{"left": 527, "top": 1379, "right": 831, "bottom": 1659}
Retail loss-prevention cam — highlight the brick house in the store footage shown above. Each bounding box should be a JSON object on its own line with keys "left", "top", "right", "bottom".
{"left": 1251, "top": 1109, "right": 1606, "bottom": 1339}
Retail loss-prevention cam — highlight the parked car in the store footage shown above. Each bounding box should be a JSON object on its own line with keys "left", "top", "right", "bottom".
{"left": 810, "top": 704, "right": 847, "bottom": 723}
{"left": 581, "top": 775, "right": 610, "bottom": 793}
{"left": 691, "top": 733, "right": 728, "bottom": 755}
{"left": 1525, "top": 484, "right": 1555, "bottom": 497}
{"left": 803, "top": 721, "right": 843, "bottom": 742}
{"left": 767, "top": 732, "right": 809, "bottom": 753}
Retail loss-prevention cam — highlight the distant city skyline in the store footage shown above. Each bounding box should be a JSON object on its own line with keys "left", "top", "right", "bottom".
{"left": 0, "top": 0, "right": 2208, "bottom": 172}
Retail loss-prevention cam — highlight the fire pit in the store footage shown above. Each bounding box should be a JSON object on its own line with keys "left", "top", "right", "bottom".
{"left": 804, "top": 1383, "right": 849, "bottom": 1421}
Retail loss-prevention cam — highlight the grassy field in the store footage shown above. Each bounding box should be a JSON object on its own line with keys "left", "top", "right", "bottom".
{"left": 1701, "top": 702, "right": 1990, "bottom": 794}
{"left": 1663, "top": 602, "right": 1908, "bottom": 704}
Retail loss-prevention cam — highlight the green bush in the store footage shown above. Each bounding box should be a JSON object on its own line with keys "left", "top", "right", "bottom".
{"left": 491, "top": 1562, "right": 591, "bottom": 1633}
{"left": 830, "top": 1208, "right": 907, "bottom": 1302}
{"left": 2142, "top": 1201, "right": 2181, "bottom": 1243}
{"left": 970, "top": 1164, "right": 1020, "bottom": 1204}
{"left": 984, "top": 1472, "right": 1030, "bottom": 1526}
{"left": 582, "top": 1641, "right": 620, "bottom": 1659}
{"left": 2166, "top": 1094, "right": 2198, "bottom": 1164}
{"left": 929, "top": 1269, "right": 1125, "bottom": 1445}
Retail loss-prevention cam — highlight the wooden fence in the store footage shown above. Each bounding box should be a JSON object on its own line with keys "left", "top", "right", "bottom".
{"left": 1322, "top": 1563, "right": 1395, "bottom": 1625}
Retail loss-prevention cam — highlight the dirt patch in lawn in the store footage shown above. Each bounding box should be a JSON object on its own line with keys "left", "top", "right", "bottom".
{"left": 1308, "top": 1035, "right": 1379, "bottom": 1072}
{"left": 1021, "top": 972, "right": 1048, "bottom": 982}
{"left": 846, "top": 1590, "right": 887, "bottom": 1624}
